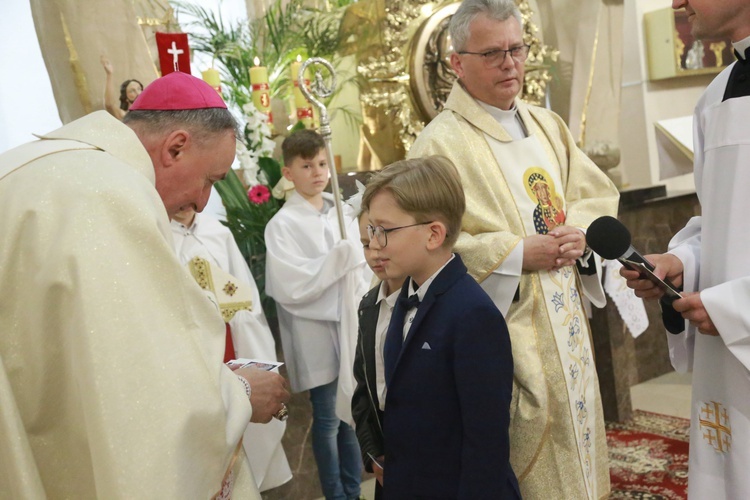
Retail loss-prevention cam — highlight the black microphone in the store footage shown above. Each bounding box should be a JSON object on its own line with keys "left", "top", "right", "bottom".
{"left": 586, "top": 216, "right": 685, "bottom": 334}
{"left": 586, "top": 216, "right": 653, "bottom": 267}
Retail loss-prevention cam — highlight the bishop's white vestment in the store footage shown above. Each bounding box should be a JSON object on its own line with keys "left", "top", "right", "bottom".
{"left": 264, "top": 192, "right": 370, "bottom": 424}
{"left": 666, "top": 50, "right": 750, "bottom": 498}
{"left": 0, "top": 111, "right": 259, "bottom": 498}
{"left": 171, "top": 212, "right": 292, "bottom": 492}
{"left": 409, "top": 83, "right": 619, "bottom": 500}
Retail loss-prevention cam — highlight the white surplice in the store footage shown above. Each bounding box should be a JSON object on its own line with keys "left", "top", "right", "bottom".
{"left": 264, "top": 192, "right": 370, "bottom": 424}
{"left": 0, "top": 111, "right": 258, "bottom": 498}
{"left": 666, "top": 50, "right": 750, "bottom": 498}
{"left": 171, "top": 212, "right": 292, "bottom": 492}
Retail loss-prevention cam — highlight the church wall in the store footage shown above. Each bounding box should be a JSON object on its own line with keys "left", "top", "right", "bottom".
{"left": 327, "top": 54, "right": 362, "bottom": 171}
{"left": 619, "top": 0, "right": 711, "bottom": 193}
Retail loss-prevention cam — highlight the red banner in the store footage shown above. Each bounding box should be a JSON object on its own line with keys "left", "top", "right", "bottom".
{"left": 156, "top": 32, "right": 191, "bottom": 76}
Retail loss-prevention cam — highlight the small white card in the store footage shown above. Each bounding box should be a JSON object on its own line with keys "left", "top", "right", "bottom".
{"left": 226, "top": 358, "right": 284, "bottom": 371}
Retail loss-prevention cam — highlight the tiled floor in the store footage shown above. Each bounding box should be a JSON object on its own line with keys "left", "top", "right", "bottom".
{"left": 630, "top": 370, "right": 692, "bottom": 420}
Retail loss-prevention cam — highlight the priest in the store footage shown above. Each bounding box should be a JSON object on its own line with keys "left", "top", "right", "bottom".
{"left": 621, "top": 1, "right": 750, "bottom": 497}
{"left": 407, "top": 0, "right": 619, "bottom": 498}
{"left": 0, "top": 71, "right": 289, "bottom": 498}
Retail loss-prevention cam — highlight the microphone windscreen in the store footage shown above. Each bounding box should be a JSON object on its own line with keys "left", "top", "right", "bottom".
{"left": 586, "top": 216, "right": 632, "bottom": 260}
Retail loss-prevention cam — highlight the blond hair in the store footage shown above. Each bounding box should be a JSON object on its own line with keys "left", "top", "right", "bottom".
{"left": 362, "top": 156, "right": 465, "bottom": 248}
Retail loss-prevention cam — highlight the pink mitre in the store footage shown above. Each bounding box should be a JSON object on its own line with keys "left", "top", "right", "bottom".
{"left": 130, "top": 71, "right": 227, "bottom": 110}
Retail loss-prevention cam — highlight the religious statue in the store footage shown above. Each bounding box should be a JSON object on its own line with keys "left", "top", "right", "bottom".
{"left": 685, "top": 40, "right": 705, "bottom": 70}
{"left": 100, "top": 56, "right": 143, "bottom": 120}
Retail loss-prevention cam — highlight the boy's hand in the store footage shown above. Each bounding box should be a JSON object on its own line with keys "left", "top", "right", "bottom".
{"left": 371, "top": 455, "right": 384, "bottom": 486}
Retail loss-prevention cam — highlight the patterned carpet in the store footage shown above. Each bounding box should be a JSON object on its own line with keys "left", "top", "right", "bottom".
{"left": 607, "top": 410, "right": 690, "bottom": 499}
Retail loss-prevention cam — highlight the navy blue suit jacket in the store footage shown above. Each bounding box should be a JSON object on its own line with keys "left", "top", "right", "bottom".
{"left": 382, "top": 255, "right": 520, "bottom": 499}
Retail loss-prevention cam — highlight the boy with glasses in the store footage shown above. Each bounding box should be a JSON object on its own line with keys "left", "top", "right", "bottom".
{"left": 409, "top": 0, "right": 619, "bottom": 497}
{"left": 361, "top": 155, "right": 520, "bottom": 499}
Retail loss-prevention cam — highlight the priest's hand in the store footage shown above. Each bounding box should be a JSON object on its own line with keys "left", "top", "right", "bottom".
{"left": 549, "top": 226, "right": 586, "bottom": 269}
{"left": 236, "top": 367, "right": 291, "bottom": 423}
{"left": 522, "top": 234, "right": 563, "bottom": 271}
{"left": 672, "top": 292, "right": 718, "bottom": 336}
{"left": 619, "top": 253, "right": 684, "bottom": 300}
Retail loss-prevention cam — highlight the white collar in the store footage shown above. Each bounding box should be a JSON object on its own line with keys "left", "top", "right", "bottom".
{"left": 408, "top": 254, "right": 455, "bottom": 302}
{"left": 733, "top": 35, "right": 750, "bottom": 60}
{"left": 376, "top": 281, "right": 400, "bottom": 308}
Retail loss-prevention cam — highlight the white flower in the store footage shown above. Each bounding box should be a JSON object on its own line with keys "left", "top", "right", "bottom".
{"left": 240, "top": 99, "right": 275, "bottom": 172}
{"left": 236, "top": 142, "right": 260, "bottom": 187}
{"left": 345, "top": 180, "right": 366, "bottom": 214}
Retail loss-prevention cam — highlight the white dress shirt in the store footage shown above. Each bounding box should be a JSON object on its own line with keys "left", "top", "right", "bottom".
{"left": 401, "top": 254, "right": 456, "bottom": 340}
{"left": 375, "top": 281, "right": 399, "bottom": 410}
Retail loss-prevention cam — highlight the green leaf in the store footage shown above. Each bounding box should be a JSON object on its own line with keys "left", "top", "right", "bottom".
{"left": 258, "top": 156, "right": 283, "bottom": 187}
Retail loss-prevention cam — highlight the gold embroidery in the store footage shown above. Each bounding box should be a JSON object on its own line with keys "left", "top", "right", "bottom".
{"left": 699, "top": 401, "right": 732, "bottom": 453}
{"left": 223, "top": 281, "right": 238, "bottom": 297}
{"left": 187, "top": 257, "right": 252, "bottom": 322}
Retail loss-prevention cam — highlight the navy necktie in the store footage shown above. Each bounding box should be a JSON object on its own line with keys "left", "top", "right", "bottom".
{"left": 383, "top": 294, "right": 420, "bottom": 386}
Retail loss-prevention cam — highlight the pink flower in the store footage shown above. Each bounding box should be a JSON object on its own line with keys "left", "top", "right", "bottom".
{"left": 248, "top": 184, "right": 271, "bottom": 204}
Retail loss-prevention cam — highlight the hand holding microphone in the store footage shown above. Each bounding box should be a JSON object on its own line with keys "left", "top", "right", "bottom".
{"left": 585, "top": 216, "right": 685, "bottom": 334}
{"left": 585, "top": 216, "right": 683, "bottom": 303}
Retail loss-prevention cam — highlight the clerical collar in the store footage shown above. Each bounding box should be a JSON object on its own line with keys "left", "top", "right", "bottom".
{"left": 477, "top": 100, "right": 527, "bottom": 140}
{"left": 732, "top": 35, "right": 750, "bottom": 61}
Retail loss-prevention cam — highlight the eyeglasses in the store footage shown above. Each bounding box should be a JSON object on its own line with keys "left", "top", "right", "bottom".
{"left": 367, "top": 222, "right": 434, "bottom": 248}
{"left": 458, "top": 45, "right": 531, "bottom": 67}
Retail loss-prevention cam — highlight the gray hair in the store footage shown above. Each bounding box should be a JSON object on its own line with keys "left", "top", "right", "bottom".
{"left": 449, "top": 0, "right": 523, "bottom": 52}
{"left": 123, "top": 108, "right": 240, "bottom": 142}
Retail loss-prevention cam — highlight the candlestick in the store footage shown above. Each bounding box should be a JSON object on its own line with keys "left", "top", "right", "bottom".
{"left": 291, "top": 58, "right": 314, "bottom": 129}
{"left": 249, "top": 58, "right": 274, "bottom": 130}
{"left": 201, "top": 68, "right": 221, "bottom": 94}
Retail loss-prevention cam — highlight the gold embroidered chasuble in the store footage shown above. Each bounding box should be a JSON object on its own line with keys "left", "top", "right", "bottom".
{"left": 0, "top": 112, "right": 259, "bottom": 498}
{"left": 409, "top": 83, "right": 619, "bottom": 499}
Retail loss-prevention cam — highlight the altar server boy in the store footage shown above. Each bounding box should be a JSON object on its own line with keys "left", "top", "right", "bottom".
{"left": 264, "top": 130, "right": 370, "bottom": 500}
{"left": 361, "top": 156, "right": 521, "bottom": 499}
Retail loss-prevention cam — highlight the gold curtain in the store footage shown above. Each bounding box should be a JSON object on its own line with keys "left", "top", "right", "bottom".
{"left": 535, "top": 0, "right": 624, "bottom": 171}
{"left": 29, "top": 0, "right": 171, "bottom": 123}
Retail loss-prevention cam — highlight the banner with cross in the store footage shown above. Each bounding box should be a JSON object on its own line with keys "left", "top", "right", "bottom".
{"left": 155, "top": 32, "right": 191, "bottom": 76}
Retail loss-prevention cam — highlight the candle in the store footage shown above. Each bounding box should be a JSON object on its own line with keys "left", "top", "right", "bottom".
{"left": 201, "top": 68, "right": 221, "bottom": 94}
{"left": 249, "top": 57, "right": 274, "bottom": 130}
{"left": 291, "top": 57, "right": 314, "bottom": 129}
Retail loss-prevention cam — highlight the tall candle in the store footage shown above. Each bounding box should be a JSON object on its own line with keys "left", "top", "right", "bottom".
{"left": 201, "top": 68, "right": 221, "bottom": 94}
{"left": 249, "top": 57, "right": 273, "bottom": 130}
{"left": 291, "top": 58, "right": 314, "bottom": 129}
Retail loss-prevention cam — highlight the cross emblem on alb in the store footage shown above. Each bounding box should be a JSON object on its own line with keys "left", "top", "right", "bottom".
{"left": 167, "top": 41, "right": 184, "bottom": 71}
{"left": 699, "top": 401, "right": 732, "bottom": 453}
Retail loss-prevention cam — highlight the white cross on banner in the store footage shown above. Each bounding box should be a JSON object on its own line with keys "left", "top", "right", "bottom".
{"left": 155, "top": 32, "right": 191, "bottom": 76}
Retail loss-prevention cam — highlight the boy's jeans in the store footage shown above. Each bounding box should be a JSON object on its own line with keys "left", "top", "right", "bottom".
{"left": 309, "top": 378, "right": 362, "bottom": 500}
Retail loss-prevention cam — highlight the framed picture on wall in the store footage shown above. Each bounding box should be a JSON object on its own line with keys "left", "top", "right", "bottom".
{"left": 645, "top": 7, "right": 735, "bottom": 80}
